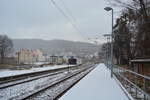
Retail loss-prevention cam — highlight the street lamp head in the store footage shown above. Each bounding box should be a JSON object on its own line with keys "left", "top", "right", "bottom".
{"left": 104, "top": 7, "right": 113, "bottom": 11}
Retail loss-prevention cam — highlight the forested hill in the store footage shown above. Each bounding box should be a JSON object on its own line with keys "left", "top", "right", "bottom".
{"left": 13, "top": 39, "right": 101, "bottom": 56}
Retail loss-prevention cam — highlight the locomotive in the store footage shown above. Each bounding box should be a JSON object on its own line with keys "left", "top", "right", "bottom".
{"left": 68, "top": 57, "right": 77, "bottom": 65}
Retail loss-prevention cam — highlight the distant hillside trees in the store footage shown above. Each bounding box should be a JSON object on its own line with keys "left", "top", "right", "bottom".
{"left": 0, "top": 35, "right": 13, "bottom": 64}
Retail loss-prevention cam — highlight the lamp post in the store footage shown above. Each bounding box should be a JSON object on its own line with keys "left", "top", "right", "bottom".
{"left": 104, "top": 7, "right": 114, "bottom": 78}
{"left": 103, "top": 34, "right": 111, "bottom": 67}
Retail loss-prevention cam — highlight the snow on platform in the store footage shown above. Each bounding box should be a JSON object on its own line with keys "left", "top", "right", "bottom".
{"left": 0, "top": 65, "right": 75, "bottom": 78}
{"left": 60, "top": 63, "right": 129, "bottom": 100}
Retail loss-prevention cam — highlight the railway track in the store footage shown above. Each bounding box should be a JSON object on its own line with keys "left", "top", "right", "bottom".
{"left": 0, "top": 65, "right": 78, "bottom": 84}
{"left": 0, "top": 64, "right": 86, "bottom": 89}
{"left": 0, "top": 63, "right": 96, "bottom": 100}
{"left": 20, "top": 66, "right": 95, "bottom": 100}
{"left": 0, "top": 71, "right": 64, "bottom": 89}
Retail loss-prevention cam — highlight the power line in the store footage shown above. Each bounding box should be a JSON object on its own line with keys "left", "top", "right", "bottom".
{"left": 58, "top": 0, "right": 88, "bottom": 40}
{"left": 49, "top": 0, "right": 87, "bottom": 41}
{"left": 58, "top": 0, "right": 77, "bottom": 23}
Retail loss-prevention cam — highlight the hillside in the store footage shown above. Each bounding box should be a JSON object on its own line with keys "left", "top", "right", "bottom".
{"left": 13, "top": 39, "right": 101, "bottom": 56}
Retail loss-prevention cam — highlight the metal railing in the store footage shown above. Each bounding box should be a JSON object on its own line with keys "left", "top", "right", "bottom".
{"left": 113, "top": 65, "right": 150, "bottom": 100}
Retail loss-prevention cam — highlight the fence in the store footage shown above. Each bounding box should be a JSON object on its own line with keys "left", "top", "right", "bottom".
{"left": 113, "top": 65, "right": 150, "bottom": 100}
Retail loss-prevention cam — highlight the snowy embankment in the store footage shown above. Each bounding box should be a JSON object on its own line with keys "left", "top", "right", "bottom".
{"left": 0, "top": 65, "right": 75, "bottom": 78}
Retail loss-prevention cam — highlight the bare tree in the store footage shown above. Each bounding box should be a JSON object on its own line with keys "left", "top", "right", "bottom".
{"left": 0, "top": 35, "right": 13, "bottom": 64}
{"left": 109, "top": 0, "right": 150, "bottom": 60}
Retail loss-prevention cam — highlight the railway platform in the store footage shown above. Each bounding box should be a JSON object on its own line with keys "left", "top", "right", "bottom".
{"left": 60, "top": 63, "right": 130, "bottom": 100}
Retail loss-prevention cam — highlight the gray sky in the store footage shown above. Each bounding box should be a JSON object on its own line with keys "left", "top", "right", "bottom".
{"left": 0, "top": 0, "right": 116, "bottom": 43}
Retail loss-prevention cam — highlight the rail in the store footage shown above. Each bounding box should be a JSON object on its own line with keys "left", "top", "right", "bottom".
{"left": 113, "top": 65, "right": 150, "bottom": 100}
{"left": 18, "top": 65, "right": 95, "bottom": 100}
{"left": 0, "top": 63, "right": 96, "bottom": 100}
{"left": 0, "top": 63, "right": 95, "bottom": 89}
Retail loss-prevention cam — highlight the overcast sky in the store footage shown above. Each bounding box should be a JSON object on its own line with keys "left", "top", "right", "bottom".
{"left": 0, "top": 0, "right": 119, "bottom": 43}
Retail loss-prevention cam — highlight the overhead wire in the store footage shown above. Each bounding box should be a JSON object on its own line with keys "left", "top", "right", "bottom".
{"left": 58, "top": 0, "right": 77, "bottom": 23}
{"left": 49, "top": 0, "right": 88, "bottom": 41}
{"left": 58, "top": 0, "right": 89, "bottom": 41}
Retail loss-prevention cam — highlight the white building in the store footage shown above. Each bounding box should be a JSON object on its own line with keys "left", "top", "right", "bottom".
{"left": 34, "top": 49, "right": 46, "bottom": 62}
{"left": 17, "top": 49, "right": 34, "bottom": 64}
{"left": 17, "top": 49, "right": 46, "bottom": 64}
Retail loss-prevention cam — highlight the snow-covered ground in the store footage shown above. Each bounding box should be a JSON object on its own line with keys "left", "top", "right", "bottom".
{"left": 28, "top": 67, "right": 94, "bottom": 100}
{"left": 0, "top": 65, "right": 75, "bottom": 78}
{"left": 60, "top": 63, "right": 129, "bottom": 100}
{"left": 0, "top": 66, "right": 91, "bottom": 100}
{"left": 0, "top": 72, "right": 66, "bottom": 100}
{"left": 33, "top": 62, "right": 50, "bottom": 65}
{"left": 0, "top": 68, "right": 81, "bottom": 100}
